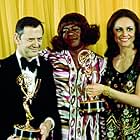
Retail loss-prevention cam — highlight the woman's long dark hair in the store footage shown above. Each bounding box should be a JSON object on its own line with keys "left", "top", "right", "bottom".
{"left": 51, "top": 13, "right": 100, "bottom": 52}
{"left": 105, "top": 9, "right": 140, "bottom": 72}
{"left": 105, "top": 9, "right": 140, "bottom": 60}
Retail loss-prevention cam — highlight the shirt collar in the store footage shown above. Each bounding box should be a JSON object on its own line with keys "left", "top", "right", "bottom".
{"left": 16, "top": 50, "right": 40, "bottom": 68}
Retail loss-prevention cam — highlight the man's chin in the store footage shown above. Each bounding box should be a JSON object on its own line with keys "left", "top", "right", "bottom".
{"left": 29, "top": 52, "right": 38, "bottom": 58}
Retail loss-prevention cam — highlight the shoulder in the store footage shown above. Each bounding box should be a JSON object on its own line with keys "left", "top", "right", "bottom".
{"left": 90, "top": 50, "right": 106, "bottom": 64}
{"left": 0, "top": 53, "right": 16, "bottom": 68}
{"left": 93, "top": 52, "right": 107, "bottom": 73}
{"left": 48, "top": 50, "right": 68, "bottom": 63}
{"left": 39, "top": 49, "right": 65, "bottom": 60}
{"left": 38, "top": 56, "right": 53, "bottom": 72}
{"left": 39, "top": 56, "right": 52, "bottom": 67}
{"left": 39, "top": 49, "right": 51, "bottom": 60}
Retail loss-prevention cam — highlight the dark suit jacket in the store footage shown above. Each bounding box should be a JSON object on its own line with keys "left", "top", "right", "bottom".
{"left": 0, "top": 53, "right": 61, "bottom": 140}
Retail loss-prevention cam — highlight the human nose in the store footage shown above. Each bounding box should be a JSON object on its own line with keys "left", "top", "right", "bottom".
{"left": 122, "top": 29, "right": 128, "bottom": 36}
{"left": 66, "top": 28, "right": 75, "bottom": 34}
{"left": 67, "top": 30, "right": 75, "bottom": 35}
{"left": 33, "top": 39, "right": 40, "bottom": 47}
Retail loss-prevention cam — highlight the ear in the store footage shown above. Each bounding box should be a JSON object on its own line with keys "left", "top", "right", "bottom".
{"left": 14, "top": 33, "right": 20, "bottom": 45}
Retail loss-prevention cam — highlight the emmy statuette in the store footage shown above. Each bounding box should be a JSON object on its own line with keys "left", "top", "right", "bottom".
{"left": 78, "top": 50, "right": 105, "bottom": 115}
{"left": 13, "top": 74, "right": 41, "bottom": 140}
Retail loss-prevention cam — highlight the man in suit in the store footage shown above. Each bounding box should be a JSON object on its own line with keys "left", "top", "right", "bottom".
{"left": 0, "top": 17, "right": 61, "bottom": 140}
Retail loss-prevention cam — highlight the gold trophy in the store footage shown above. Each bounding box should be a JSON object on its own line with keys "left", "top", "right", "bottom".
{"left": 78, "top": 50, "right": 105, "bottom": 114}
{"left": 14, "top": 74, "right": 41, "bottom": 140}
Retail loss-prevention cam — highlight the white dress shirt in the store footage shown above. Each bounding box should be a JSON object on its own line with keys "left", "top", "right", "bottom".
{"left": 16, "top": 50, "right": 55, "bottom": 130}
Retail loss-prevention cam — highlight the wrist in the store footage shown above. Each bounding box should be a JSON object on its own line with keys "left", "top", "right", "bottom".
{"left": 103, "top": 85, "right": 111, "bottom": 98}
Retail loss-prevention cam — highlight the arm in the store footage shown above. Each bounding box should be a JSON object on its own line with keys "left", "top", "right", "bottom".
{"left": 38, "top": 58, "right": 62, "bottom": 140}
{"left": 86, "top": 75, "right": 140, "bottom": 108}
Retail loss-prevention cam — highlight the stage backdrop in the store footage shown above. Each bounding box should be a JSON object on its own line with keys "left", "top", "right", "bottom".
{"left": 0, "top": 0, "right": 140, "bottom": 58}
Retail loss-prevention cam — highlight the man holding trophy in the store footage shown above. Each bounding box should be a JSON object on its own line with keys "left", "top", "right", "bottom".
{"left": 0, "top": 17, "right": 61, "bottom": 140}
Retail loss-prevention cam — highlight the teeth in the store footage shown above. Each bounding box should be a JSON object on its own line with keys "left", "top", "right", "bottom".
{"left": 121, "top": 38, "right": 129, "bottom": 42}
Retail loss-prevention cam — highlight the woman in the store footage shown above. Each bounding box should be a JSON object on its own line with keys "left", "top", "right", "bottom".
{"left": 41, "top": 13, "right": 106, "bottom": 140}
{"left": 86, "top": 9, "right": 140, "bottom": 139}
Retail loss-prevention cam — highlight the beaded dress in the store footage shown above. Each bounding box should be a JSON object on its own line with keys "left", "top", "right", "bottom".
{"left": 101, "top": 57, "right": 140, "bottom": 140}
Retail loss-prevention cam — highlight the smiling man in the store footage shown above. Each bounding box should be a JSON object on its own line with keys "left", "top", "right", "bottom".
{"left": 0, "top": 16, "right": 61, "bottom": 140}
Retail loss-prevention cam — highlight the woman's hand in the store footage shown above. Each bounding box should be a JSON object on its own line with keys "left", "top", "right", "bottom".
{"left": 85, "top": 83, "right": 104, "bottom": 97}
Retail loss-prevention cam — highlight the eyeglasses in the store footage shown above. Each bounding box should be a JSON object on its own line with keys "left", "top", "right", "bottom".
{"left": 62, "top": 25, "right": 81, "bottom": 34}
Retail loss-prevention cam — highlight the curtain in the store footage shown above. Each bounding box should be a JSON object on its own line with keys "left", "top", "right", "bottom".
{"left": 0, "top": 0, "right": 140, "bottom": 58}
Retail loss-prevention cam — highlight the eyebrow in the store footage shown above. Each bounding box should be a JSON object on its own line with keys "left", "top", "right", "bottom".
{"left": 63, "top": 25, "right": 79, "bottom": 29}
{"left": 114, "top": 25, "right": 134, "bottom": 28}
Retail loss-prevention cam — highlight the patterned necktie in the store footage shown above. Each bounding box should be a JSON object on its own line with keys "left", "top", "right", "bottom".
{"left": 20, "top": 57, "right": 37, "bottom": 72}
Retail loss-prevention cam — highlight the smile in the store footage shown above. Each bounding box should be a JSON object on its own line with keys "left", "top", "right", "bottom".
{"left": 120, "top": 38, "right": 130, "bottom": 42}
